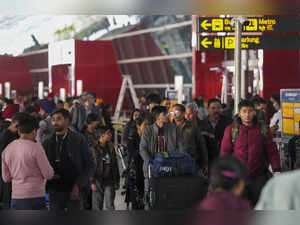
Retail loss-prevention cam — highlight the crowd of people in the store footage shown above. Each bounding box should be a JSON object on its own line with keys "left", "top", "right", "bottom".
{"left": 0, "top": 89, "right": 294, "bottom": 211}
{"left": 123, "top": 92, "right": 286, "bottom": 210}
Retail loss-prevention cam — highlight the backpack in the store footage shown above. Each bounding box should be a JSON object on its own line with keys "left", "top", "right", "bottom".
{"left": 151, "top": 152, "right": 196, "bottom": 178}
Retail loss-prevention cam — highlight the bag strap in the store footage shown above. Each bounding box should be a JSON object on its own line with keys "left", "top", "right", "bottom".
{"left": 231, "top": 120, "right": 240, "bottom": 144}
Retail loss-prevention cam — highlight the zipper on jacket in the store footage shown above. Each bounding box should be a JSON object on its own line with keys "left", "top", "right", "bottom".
{"left": 246, "top": 127, "right": 248, "bottom": 164}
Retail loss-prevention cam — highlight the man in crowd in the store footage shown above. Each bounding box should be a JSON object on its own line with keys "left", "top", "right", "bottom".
{"left": 199, "top": 98, "right": 232, "bottom": 169}
{"left": 161, "top": 98, "right": 171, "bottom": 111}
{"left": 90, "top": 127, "right": 120, "bottom": 210}
{"left": 0, "top": 112, "right": 28, "bottom": 209}
{"left": 71, "top": 93, "right": 102, "bottom": 132}
{"left": 37, "top": 99, "right": 55, "bottom": 144}
{"left": 220, "top": 100, "right": 281, "bottom": 206}
{"left": 24, "top": 106, "right": 39, "bottom": 118}
{"left": 172, "top": 104, "right": 208, "bottom": 173}
{"left": 185, "top": 103, "right": 200, "bottom": 124}
{"left": 2, "top": 115, "right": 54, "bottom": 210}
{"left": 194, "top": 95, "right": 208, "bottom": 120}
{"left": 140, "top": 106, "right": 182, "bottom": 209}
{"left": 43, "top": 109, "right": 95, "bottom": 211}
{"left": 139, "top": 95, "right": 147, "bottom": 111}
{"left": 252, "top": 97, "right": 267, "bottom": 124}
{"left": 144, "top": 93, "right": 161, "bottom": 124}
{"left": 56, "top": 100, "right": 65, "bottom": 110}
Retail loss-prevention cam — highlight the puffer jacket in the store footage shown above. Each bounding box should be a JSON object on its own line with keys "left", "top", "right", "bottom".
{"left": 220, "top": 119, "right": 281, "bottom": 177}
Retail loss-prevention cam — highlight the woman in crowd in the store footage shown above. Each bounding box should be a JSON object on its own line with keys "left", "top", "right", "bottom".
{"left": 81, "top": 113, "right": 101, "bottom": 210}
{"left": 122, "top": 109, "right": 141, "bottom": 147}
{"left": 124, "top": 112, "right": 150, "bottom": 209}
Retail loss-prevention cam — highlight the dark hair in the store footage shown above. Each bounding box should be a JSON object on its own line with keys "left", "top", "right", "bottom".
{"left": 98, "top": 126, "right": 111, "bottom": 137}
{"left": 252, "top": 97, "right": 266, "bottom": 106}
{"left": 246, "top": 93, "right": 253, "bottom": 100}
{"left": 51, "top": 108, "right": 71, "bottom": 120}
{"left": 146, "top": 93, "right": 161, "bottom": 105}
{"left": 130, "top": 109, "right": 141, "bottom": 121}
{"left": 86, "top": 113, "right": 99, "bottom": 124}
{"left": 210, "top": 155, "right": 247, "bottom": 191}
{"left": 31, "top": 96, "right": 39, "bottom": 102}
{"left": 208, "top": 98, "right": 222, "bottom": 108}
{"left": 271, "top": 93, "right": 280, "bottom": 105}
{"left": 238, "top": 100, "right": 254, "bottom": 111}
{"left": 173, "top": 104, "right": 185, "bottom": 113}
{"left": 18, "top": 115, "right": 39, "bottom": 134}
{"left": 152, "top": 106, "right": 168, "bottom": 120}
{"left": 24, "top": 106, "right": 37, "bottom": 114}
{"left": 57, "top": 100, "right": 64, "bottom": 105}
{"left": 11, "top": 112, "right": 30, "bottom": 123}
{"left": 4, "top": 98, "right": 13, "bottom": 105}
{"left": 195, "top": 98, "right": 204, "bottom": 107}
{"left": 136, "top": 112, "right": 152, "bottom": 126}
{"left": 266, "top": 101, "right": 277, "bottom": 119}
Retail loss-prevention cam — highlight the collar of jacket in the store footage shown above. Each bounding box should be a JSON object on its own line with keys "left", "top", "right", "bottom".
{"left": 153, "top": 122, "right": 170, "bottom": 133}
{"left": 204, "top": 114, "right": 227, "bottom": 123}
{"left": 51, "top": 128, "right": 73, "bottom": 142}
{"left": 172, "top": 119, "right": 188, "bottom": 127}
{"left": 234, "top": 116, "right": 258, "bottom": 128}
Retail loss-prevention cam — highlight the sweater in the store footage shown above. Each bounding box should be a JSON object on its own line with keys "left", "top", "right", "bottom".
{"left": 2, "top": 139, "right": 54, "bottom": 199}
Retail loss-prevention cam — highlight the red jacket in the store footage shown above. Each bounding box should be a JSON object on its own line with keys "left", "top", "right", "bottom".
{"left": 195, "top": 191, "right": 251, "bottom": 210}
{"left": 2, "top": 104, "right": 19, "bottom": 119}
{"left": 220, "top": 121, "right": 281, "bottom": 177}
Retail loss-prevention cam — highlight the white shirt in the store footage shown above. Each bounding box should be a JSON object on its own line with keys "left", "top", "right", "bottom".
{"left": 270, "top": 110, "right": 282, "bottom": 132}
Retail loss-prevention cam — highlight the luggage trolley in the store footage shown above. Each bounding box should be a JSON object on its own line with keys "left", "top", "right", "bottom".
{"left": 147, "top": 164, "right": 208, "bottom": 210}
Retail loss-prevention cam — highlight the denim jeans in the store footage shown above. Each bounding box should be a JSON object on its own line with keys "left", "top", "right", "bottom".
{"left": 11, "top": 197, "right": 46, "bottom": 210}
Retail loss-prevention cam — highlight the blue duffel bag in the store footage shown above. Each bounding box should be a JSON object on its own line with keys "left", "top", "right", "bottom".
{"left": 151, "top": 152, "right": 196, "bottom": 178}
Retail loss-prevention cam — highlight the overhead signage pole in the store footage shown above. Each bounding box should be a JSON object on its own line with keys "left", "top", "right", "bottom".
{"left": 232, "top": 16, "right": 247, "bottom": 115}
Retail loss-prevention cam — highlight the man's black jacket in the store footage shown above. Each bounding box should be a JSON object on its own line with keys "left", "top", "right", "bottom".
{"left": 42, "top": 129, "right": 95, "bottom": 191}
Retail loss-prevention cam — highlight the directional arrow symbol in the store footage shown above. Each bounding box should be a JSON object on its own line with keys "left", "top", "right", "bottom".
{"left": 201, "top": 20, "right": 212, "bottom": 31}
{"left": 201, "top": 37, "right": 212, "bottom": 48}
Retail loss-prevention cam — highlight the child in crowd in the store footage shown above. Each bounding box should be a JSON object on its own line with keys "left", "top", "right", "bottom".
{"left": 195, "top": 155, "right": 251, "bottom": 210}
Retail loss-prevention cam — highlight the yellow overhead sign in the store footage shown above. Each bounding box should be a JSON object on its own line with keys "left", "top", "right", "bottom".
{"left": 197, "top": 16, "right": 295, "bottom": 33}
{"left": 281, "top": 89, "right": 300, "bottom": 136}
{"left": 198, "top": 36, "right": 261, "bottom": 50}
{"left": 196, "top": 35, "right": 300, "bottom": 50}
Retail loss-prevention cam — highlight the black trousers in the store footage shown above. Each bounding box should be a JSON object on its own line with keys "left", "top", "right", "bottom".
{"left": 48, "top": 191, "right": 81, "bottom": 212}
{"left": 244, "top": 173, "right": 271, "bottom": 207}
{"left": 0, "top": 178, "right": 11, "bottom": 210}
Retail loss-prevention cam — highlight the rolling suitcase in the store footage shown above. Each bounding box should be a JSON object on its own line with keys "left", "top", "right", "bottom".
{"left": 148, "top": 165, "right": 208, "bottom": 210}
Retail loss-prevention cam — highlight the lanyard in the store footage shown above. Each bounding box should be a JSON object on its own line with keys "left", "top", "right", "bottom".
{"left": 55, "top": 132, "right": 68, "bottom": 162}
